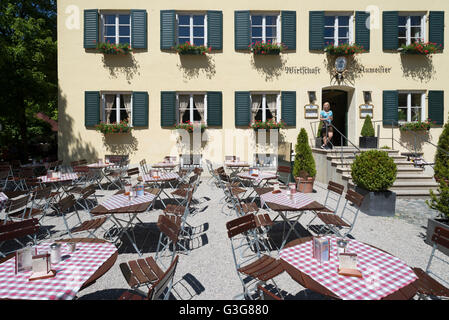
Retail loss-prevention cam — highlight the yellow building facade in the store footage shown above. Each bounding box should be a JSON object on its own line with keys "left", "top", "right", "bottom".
{"left": 57, "top": 0, "right": 448, "bottom": 167}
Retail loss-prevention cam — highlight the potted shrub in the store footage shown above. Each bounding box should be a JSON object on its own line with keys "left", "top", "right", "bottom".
{"left": 426, "top": 119, "right": 449, "bottom": 255}
{"left": 95, "top": 121, "right": 132, "bottom": 134}
{"left": 174, "top": 42, "right": 211, "bottom": 55}
{"left": 292, "top": 128, "right": 316, "bottom": 193}
{"left": 351, "top": 150, "right": 397, "bottom": 216}
{"left": 249, "top": 41, "right": 286, "bottom": 55}
{"left": 359, "top": 115, "right": 378, "bottom": 148}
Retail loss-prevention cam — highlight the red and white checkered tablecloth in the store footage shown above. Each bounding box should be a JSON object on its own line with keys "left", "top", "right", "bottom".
{"left": 238, "top": 172, "right": 277, "bottom": 182}
{"left": 101, "top": 192, "right": 156, "bottom": 211}
{"left": 143, "top": 172, "right": 179, "bottom": 182}
{"left": 0, "top": 192, "right": 8, "bottom": 209}
{"left": 260, "top": 189, "right": 315, "bottom": 209}
{"left": 280, "top": 237, "right": 418, "bottom": 300}
{"left": 39, "top": 173, "right": 78, "bottom": 183}
{"left": 0, "top": 242, "right": 117, "bottom": 300}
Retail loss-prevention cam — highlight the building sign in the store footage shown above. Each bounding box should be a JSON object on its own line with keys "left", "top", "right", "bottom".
{"left": 284, "top": 66, "right": 321, "bottom": 75}
{"left": 357, "top": 65, "right": 392, "bottom": 74}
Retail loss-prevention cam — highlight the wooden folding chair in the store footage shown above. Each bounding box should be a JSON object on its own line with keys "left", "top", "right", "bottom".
{"left": 412, "top": 226, "right": 449, "bottom": 299}
{"left": 257, "top": 285, "right": 283, "bottom": 300}
{"left": 0, "top": 219, "right": 40, "bottom": 257}
{"left": 276, "top": 165, "right": 292, "bottom": 186}
{"left": 226, "top": 214, "right": 284, "bottom": 300}
{"left": 139, "top": 159, "right": 149, "bottom": 175}
{"left": 118, "top": 255, "right": 179, "bottom": 300}
{"left": 313, "top": 189, "right": 364, "bottom": 237}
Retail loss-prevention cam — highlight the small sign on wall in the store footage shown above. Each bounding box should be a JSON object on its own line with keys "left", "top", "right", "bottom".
{"left": 305, "top": 105, "right": 319, "bottom": 119}
{"left": 359, "top": 104, "right": 374, "bottom": 119}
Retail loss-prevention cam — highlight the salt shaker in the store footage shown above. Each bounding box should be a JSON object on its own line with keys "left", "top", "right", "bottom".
{"left": 50, "top": 243, "right": 62, "bottom": 264}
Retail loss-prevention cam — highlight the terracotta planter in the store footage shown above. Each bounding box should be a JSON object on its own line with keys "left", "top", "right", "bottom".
{"left": 295, "top": 176, "right": 315, "bottom": 193}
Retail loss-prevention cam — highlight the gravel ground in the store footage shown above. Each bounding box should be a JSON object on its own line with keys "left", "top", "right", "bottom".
{"left": 2, "top": 172, "right": 448, "bottom": 300}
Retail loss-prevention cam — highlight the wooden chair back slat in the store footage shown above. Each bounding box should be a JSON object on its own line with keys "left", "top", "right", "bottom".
{"left": 432, "top": 226, "right": 449, "bottom": 250}
{"left": 6, "top": 195, "right": 30, "bottom": 212}
{"left": 33, "top": 186, "right": 52, "bottom": 199}
{"left": 328, "top": 181, "right": 345, "bottom": 195}
{"left": 127, "top": 168, "right": 140, "bottom": 176}
{"left": 277, "top": 166, "right": 291, "bottom": 174}
{"left": 78, "top": 159, "right": 88, "bottom": 165}
{"left": 57, "top": 195, "right": 76, "bottom": 213}
{"left": 148, "top": 255, "right": 179, "bottom": 300}
{"left": 73, "top": 166, "right": 89, "bottom": 173}
{"left": 226, "top": 214, "right": 257, "bottom": 238}
{"left": 345, "top": 189, "right": 364, "bottom": 208}
{"left": 0, "top": 218, "right": 39, "bottom": 234}
{"left": 157, "top": 215, "right": 180, "bottom": 244}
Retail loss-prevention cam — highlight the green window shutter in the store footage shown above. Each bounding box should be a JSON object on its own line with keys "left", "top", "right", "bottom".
{"left": 207, "top": 11, "right": 223, "bottom": 50}
{"left": 207, "top": 92, "right": 223, "bottom": 126}
{"left": 309, "top": 11, "right": 325, "bottom": 51}
{"left": 383, "top": 11, "right": 399, "bottom": 50}
{"left": 281, "top": 11, "right": 296, "bottom": 50}
{"left": 131, "top": 10, "right": 147, "bottom": 49}
{"left": 383, "top": 90, "right": 399, "bottom": 126}
{"left": 85, "top": 91, "right": 100, "bottom": 127}
{"left": 84, "top": 9, "right": 99, "bottom": 49}
{"left": 161, "top": 91, "right": 177, "bottom": 127}
{"left": 355, "top": 11, "right": 370, "bottom": 51}
{"left": 160, "top": 10, "right": 176, "bottom": 50}
{"left": 281, "top": 91, "right": 296, "bottom": 127}
{"left": 235, "top": 92, "right": 251, "bottom": 126}
{"left": 429, "top": 11, "right": 445, "bottom": 50}
{"left": 132, "top": 92, "right": 149, "bottom": 127}
{"left": 235, "top": 11, "right": 250, "bottom": 50}
{"left": 428, "top": 91, "right": 445, "bottom": 125}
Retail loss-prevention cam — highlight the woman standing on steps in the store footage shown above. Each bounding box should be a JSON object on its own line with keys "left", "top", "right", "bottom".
{"left": 320, "top": 102, "right": 334, "bottom": 149}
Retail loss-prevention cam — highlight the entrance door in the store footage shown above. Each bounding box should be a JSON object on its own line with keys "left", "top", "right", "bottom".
{"left": 322, "top": 90, "right": 348, "bottom": 147}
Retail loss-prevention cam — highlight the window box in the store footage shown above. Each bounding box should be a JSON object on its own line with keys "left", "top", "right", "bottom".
{"left": 324, "top": 43, "right": 365, "bottom": 56}
{"left": 95, "top": 121, "right": 133, "bottom": 134}
{"left": 399, "top": 120, "right": 433, "bottom": 132}
{"left": 175, "top": 42, "right": 211, "bottom": 55}
{"left": 174, "top": 122, "right": 206, "bottom": 133}
{"left": 250, "top": 119, "right": 286, "bottom": 131}
{"left": 398, "top": 42, "right": 442, "bottom": 56}
{"left": 250, "top": 41, "right": 285, "bottom": 55}
{"left": 96, "top": 42, "right": 133, "bottom": 55}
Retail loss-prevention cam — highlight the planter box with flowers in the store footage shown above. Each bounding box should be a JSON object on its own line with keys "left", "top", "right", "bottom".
{"left": 174, "top": 122, "right": 207, "bottom": 133}
{"left": 398, "top": 42, "right": 442, "bottom": 57}
{"left": 95, "top": 121, "right": 133, "bottom": 134}
{"left": 324, "top": 43, "right": 366, "bottom": 56}
{"left": 174, "top": 42, "right": 211, "bottom": 55}
{"left": 399, "top": 119, "right": 434, "bottom": 132}
{"left": 96, "top": 42, "right": 133, "bottom": 55}
{"left": 249, "top": 41, "right": 286, "bottom": 56}
{"left": 250, "top": 119, "right": 286, "bottom": 131}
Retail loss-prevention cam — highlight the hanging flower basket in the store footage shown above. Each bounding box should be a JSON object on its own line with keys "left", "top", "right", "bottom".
{"left": 174, "top": 42, "right": 211, "bottom": 55}
{"left": 324, "top": 43, "right": 366, "bottom": 56}
{"left": 250, "top": 119, "right": 286, "bottom": 131}
{"left": 398, "top": 42, "right": 442, "bottom": 56}
{"left": 399, "top": 119, "right": 434, "bottom": 132}
{"left": 95, "top": 121, "right": 133, "bottom": 134}
{"left": 249, "top": 41, "right": 286, "bottom": 55}
{"left": 96, "top": 42, "right": 133, "bottom": 55}
{"left": 174, "top": 122, "right": 207, "bottom": 133}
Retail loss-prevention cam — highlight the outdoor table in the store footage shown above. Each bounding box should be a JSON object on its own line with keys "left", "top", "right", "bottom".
{"left": 38, "top": 173, "right": 79, "bottom": 199}
{"left": 90, "top": 190, "right": 158, "bottom": 256}
{"left": 143, "top": 172, "right": 180, "bottom": 208}
{"left": 280, "top": 236, "right": 419, "bottom": 300}
{"left": 225, "top": 161, "right": 250, "bottom": 178}
{"left": 0, "top": 239, "right": 117, "bottom": 300}
{"left": 86, "top": 162, "right": 114, "bottom": 190}
{"left": 237, "top": 171, "right": 277, "bottom": 201}
{"left": 152, "top": 162, "right": 178, "bottom": 172}
{"left": 259, "top": 187, "right": 331, "bottom": 250}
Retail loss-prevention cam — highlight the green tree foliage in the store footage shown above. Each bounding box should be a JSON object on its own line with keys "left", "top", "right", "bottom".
{"left": 0, "top": 0, "right": 57, "bottom": 160}
{"left": 427, "top": 180, "right": 449, "bottom": 219}
{"left": 360, "top": 115, "right": 375, "bottom": 137}
{"left": 293, "top": 128, "right": 316, "bottom": 178}
{"left": 351, "top": 150, "right": 397, "bottom": 192}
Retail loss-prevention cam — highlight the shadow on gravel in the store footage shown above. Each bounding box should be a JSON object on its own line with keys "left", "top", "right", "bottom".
{"left": 267, "top": 222, "right": 313, "bottom": 249}
{"left": 261, "top": 284, "right": 332, "bottom": 300}
{"left": 171, "top": 273, "right": 206, "bottom": 300}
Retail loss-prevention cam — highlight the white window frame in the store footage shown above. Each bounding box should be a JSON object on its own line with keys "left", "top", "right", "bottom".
{"left": 250, "top": 13, "right": 281, "bottom": 44}
{"left": 397, "top": 91, "right": 426, "bottom": 124}
{"left": 398, "top": 13, "right": 426, "bottom": 46}
{"left": 101, "top": 92, "right": 133, "bottom": 126}
{"left": 324, "top": 12, "right": 354, "bottom": 46}
{"left": 100, "top": 12, "right": 132, "bottom": 45}
{"left": 176, "top": 13, "right": 208, "bottom": 46}
{"left": 176, "top": 92, "right": 208, "bottom": 124}
{"left": 250, "top": 92, "right": 281, "bottom": 122}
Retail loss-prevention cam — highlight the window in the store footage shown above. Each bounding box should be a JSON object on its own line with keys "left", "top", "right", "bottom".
{"left": 398, "top": 92, "right": 426, "bottom": 123}
{"left": 102, "top": 93, "right": 132, "bottom": 125}
{"left": 177, "top": 14, "right": 206, "bottom": 46}
{"left": 251, "top": 14, "right": 280, "bottom": 44}
{"left": 324, "top": 14, "right": 353, "bottom": 46}
{"left": 177, "top": 93, "right": 207, "bottom": 124}
{"left": 398, "top": 15, "right": 426, "bottom": 46}
{"left": 101, "top": 13, "right": 131, "bottom": 44}
{"left": 251, "top": 93, "right": 281, "bottom": 122}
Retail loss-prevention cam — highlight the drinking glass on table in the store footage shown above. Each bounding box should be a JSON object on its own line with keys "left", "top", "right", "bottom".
{"left": 124, "top": 184, "right": 132, "bottom": 196}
